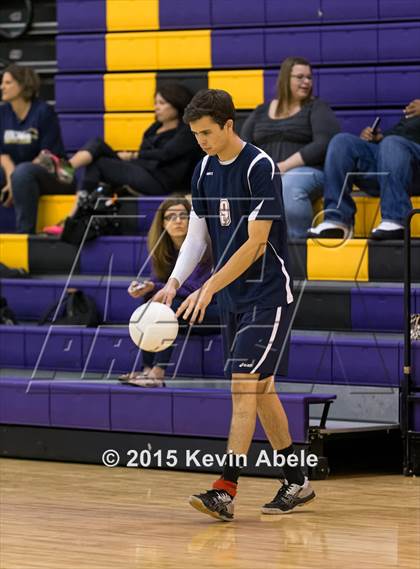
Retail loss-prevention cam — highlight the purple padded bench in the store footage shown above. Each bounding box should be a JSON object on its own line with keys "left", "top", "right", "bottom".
{"left": 0, "top": 377, "right": 336, "bottom": 444}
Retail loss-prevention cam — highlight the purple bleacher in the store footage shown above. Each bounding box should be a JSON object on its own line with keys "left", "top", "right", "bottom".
{"left": 211, "top": 29, "right": 265, "bottom": 68}
{"left": 55, "top": 75, "right": 104, "bottom": 113}
{"left": 0, "top": 377, "right": 336, "bottom": 444}
{"left": 111, "top": 385, "right": 173, "bottom": 433}
{"left": 335, "top": 110, "right": 378, "bottom": 135}
{"left": 378, "top": 23, "right": 420, "bottom": 62}
{"left": 25, "top": 326, "right": 83, "bottom": 372}
{"left": 57, "top": 0, "right": 106, "bottom": 32}
{"left": 82, "top": 327, "right": 142, "bottom": 375}
{"left": 59, "top": 114, "right": 103, "bottom": 152}
{"left": 1, "top": 279, "right": 57, "bottom": 321}
{"left": 265, "top": 0, "right": 320, "bottom": 24}
{"left": 57, "top": 35, "right": 105, "bottom": 72}
{"left": 211, "top": 0, "right": 265, "bottom": 27}
{"left": 136, "top": 196, "right": 165, "bottom": 234}
{"left": 379, "top": 0, "right": 420, "bottom": 20}
{"left": 376, "top": 66, "right": 420, "bottom": 106}
{"left": 159, "top": 0, "right": 211, "bottom": 29}
{"left": 320, "top": 0, "right": 378, "bottom": 22}
{"left": 413, "top": 343, "right": 420, "bottom": 388}
{"left": 0, "top": 378, "right": 50, "bottom": 426}
{"left": 318, "top": 68, "right": 375, "bottom": 106}
{"left": 0, "top": 326, "right": 25, "bottom": 367}
{"left": 321, "top": 24, "right": 378, "bottom": 64}
{"left": 79, "top": 236, "right": 147, "bottom": 276}
{"left": 411, "top": 394, "right": 420, "bottom": 431}
{"left": 0, "top": 207, "right": 16, "bottom": 232}
{"left": 332, "top": 336, "right": 401, "bottom": 387}
{"left": 351, "top": 288, "right": 408, "bottom": 332}
{"left": 50, "top": 382, "right": 110, "bottom": 430}
{"left": 288, "top": 334, "right": 332, "bottom": 383}
{"left": 265, "top": 27, "right": 322, "bottom": 66}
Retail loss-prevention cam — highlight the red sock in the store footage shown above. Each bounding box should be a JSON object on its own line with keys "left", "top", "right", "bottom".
{"left": 212, "top": 478, "right": 237, "bottom": 497}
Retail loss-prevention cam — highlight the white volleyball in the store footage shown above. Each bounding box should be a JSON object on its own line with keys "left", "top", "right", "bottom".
{"left": 129, "top": 302, "right": 179, "bottom": 352}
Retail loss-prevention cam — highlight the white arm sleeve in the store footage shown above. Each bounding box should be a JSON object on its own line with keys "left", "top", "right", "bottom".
{"left": 169, "top": 208, "right": 210, "bottom": 287}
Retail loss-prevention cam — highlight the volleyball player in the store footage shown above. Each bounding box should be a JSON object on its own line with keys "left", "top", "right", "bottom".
{"left": 154, "top": 89, "right": 315, "bottom": 521}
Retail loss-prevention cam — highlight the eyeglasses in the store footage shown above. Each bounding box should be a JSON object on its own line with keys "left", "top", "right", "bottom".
{"left": 163, "top": 212, "right": 189, "bottom": 222}
{"left": 291, "top": 74, "right": 313, "bottom": 82}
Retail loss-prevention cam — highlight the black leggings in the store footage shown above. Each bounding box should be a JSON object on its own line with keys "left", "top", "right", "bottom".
{"left": 81, "top": 138, "right": 165, "bottom": 196}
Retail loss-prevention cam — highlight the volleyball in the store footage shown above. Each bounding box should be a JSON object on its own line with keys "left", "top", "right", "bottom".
{"left": 129, "top": 302, "right": 179, "bottom": 352}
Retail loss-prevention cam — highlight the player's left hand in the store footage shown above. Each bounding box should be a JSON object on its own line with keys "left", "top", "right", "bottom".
{"left": 176, "top": 282, "right": 214, "bottom": 324}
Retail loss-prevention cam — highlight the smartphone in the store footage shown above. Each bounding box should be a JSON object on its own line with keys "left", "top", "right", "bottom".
{"left": 371, "top": 116, "right": 381, "bottom": 133}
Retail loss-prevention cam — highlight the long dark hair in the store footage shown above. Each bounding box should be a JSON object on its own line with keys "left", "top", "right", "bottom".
{"left": 156, "top": 82, "right": 193, "bottom": 118}
{"left": 275, "top": 56, "right": 313, "bottom": 117}
{"left": 147, "top": 197, "right": 192, "bottom": 281}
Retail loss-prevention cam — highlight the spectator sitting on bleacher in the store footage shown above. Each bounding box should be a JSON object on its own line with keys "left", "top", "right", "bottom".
{"left": 120, "top": 197, "right": 217, "bottom": 388}
{"left": 70, "top": 82, "right": 200, "bottom": 196}
{"left": 0, "top": 65, "right": 76, "bottom": 233}
{"left": 308, "top": 99, "right": 420, "bottom": 240}
{"left": 241, "top": 56, "right": 340, "bottom": 239}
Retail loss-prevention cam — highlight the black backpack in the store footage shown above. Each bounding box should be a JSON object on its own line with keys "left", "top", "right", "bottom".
{"left": 61, "top": 185, "right": 121, "bottom": 246}
{"left": 0, "top": 296, "right": 18, "bottom": 325}
{"left": 38, "top": 289, "right": 102, "bottom": 327}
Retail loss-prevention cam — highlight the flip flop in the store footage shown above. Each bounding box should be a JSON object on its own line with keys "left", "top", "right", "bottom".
{"left": 126, "top": 376, "right": 165, "bottom": 388}
{"left": 118, "top": 371, "right": 147, "bottom": 383}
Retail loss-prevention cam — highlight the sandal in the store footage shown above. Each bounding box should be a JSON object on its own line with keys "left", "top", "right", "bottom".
{"left": 118, "top": 371, "right": 147, "bottom": 383}
{"left": 126, "top": 377, "right": 166, "bottom": 388}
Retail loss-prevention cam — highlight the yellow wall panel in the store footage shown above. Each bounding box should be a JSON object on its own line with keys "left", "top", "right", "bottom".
{"left": 208, "top": 70, "right": 264, "bottom": 109}
{"left": 104, "top": 112, "right": 155, "bottom": 150}
{"left": 158, "top": 30, "right": 211, "bottom": 69}
{"left": 104, "top": 73, "right": 156, "bottom": 111}
{"left": 106, "top": 32, "right": 158, "bottom": 71}
{"left": 106, "top": 0, "right": 159, "bottom": 31}
{"left": 35, "top": 196, "right": 75, "bottom": 233}
{"left": 0, "top": 234, "right": 28, "bottom": 271}
{"left": 353, "top": 195, "right": 367, "bottom": 238}
{"left": 307, "top": 239, "right": 369, "bottom": 281}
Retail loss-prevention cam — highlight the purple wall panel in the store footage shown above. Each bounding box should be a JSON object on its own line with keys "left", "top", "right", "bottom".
{"left": 265, "top": 0, "right": 320, "bottom": 24}
{"left": 59, "top": 114, "right": 103, "bottom": 153}
{"left": 376, "top": 66, "right": 420, "bottom": 105}
{"left": 379, "top": 0, "right": 420, "bottom": 19}
{"left": 82, "top": 328, "right": 139, "bottom": 375}
{"left": 50, "top": 382, "right": 110, "bottom": 429}
{"left": 318, "top": 68, "right": 375, "bottom": 106}
{"left": 55, "top": 75, "right": 104, "bottom": 113}
{"left": 263, "top": 70, "right": 278, "bottom": 102}
{"left": 25, "top": 326, "right": 83, "bottom": 371}
{"left": 212, "top": 29, "right": 264, "bottom": 68}
{"left": 212, "top": 0, "right": 265, "bottom": 27}
{"left": 136, "top": 197, "right": 166, "bottom": 234}
{"left": 0, "top": 326, "right": 25, "bottom": 367}
{"left": 159, "top": 0, "right": 211, "bottom": 29}
{"left": 108, "top": 283, "right": 141, "bottom": 323}
{"left": 170, "top": 335, "right": 203, "bottom": 378}
{"left": 378, "top": 23, "right": 420, "bottom": 62}
{"left": 132, "top": 237, "right": 152, "bottom": 277}
{"left": 335, "top": 110, "right": 377, "bottom": 135}
{"left": 265, "top": 28, "right": 322, "bottom": 66}
{"left": 332, "top": 338, "right": 400, "bottom": 387}
{"left": 202, "top": 336, "right": 225, "bottom": 377}
{"left": 57, "top": 35, "right": 105, "bottom": 72}
{"left": 321, "top": 0, "right": 378, "bottom": 21}
{"left": 0, "top": 379, "right": 50, "bottom": 426}
{"left": 173, "top": 390, "right": 232, "bottom": 437}
{"left": 321, "top": 25, "right": 378, "bottom": 64}
{"left": 57, "top": 0, "right": 106, "bottom": 32}
{"left": 111, "top": 387, "right": 173, "bottom": 433}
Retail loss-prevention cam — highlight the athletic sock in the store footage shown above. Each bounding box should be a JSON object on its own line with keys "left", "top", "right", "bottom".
{"left": 277, "top": 444, "right": 305, "bottom": 486}
{"left": 212, "top": 461, "right": 242, "bottom": 497}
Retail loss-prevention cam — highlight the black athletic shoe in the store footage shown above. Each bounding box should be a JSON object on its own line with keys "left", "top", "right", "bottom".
{"left": 261, "top": 478, "right": 315, "bottom": 514}
{"left": 189, "top": 489, "right": 235, "bottom": 522}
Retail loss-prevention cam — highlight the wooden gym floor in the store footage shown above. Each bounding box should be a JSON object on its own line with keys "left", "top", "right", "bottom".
{"left": 0, "top": 458, "right": 419, "bottom": 569}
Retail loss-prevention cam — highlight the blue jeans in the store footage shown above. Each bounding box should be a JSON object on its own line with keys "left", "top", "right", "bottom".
{"left": 324, "top": 133, "right": 420, "bottom": 226}
{"left": 281, "top": 166, "right": 324, "bottom": 239}
{"left": 10, "top": 162, "right": 76, "bottom": 233}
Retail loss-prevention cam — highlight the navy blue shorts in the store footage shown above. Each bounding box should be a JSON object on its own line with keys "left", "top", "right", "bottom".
{"left": 220, "top": 304, "right": 293, "bottom": 379}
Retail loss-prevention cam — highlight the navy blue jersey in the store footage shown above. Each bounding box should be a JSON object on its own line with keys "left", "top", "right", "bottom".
{"left": 0, "top": 99, "right": 65, "bottom": 164}
{"left": 192, "top": 143, "right": 293, "bottom": 313}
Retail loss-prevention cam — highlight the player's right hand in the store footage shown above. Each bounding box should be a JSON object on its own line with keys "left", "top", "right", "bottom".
{"left": 152, "top": 278, "right": 179, "bottom": 306}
